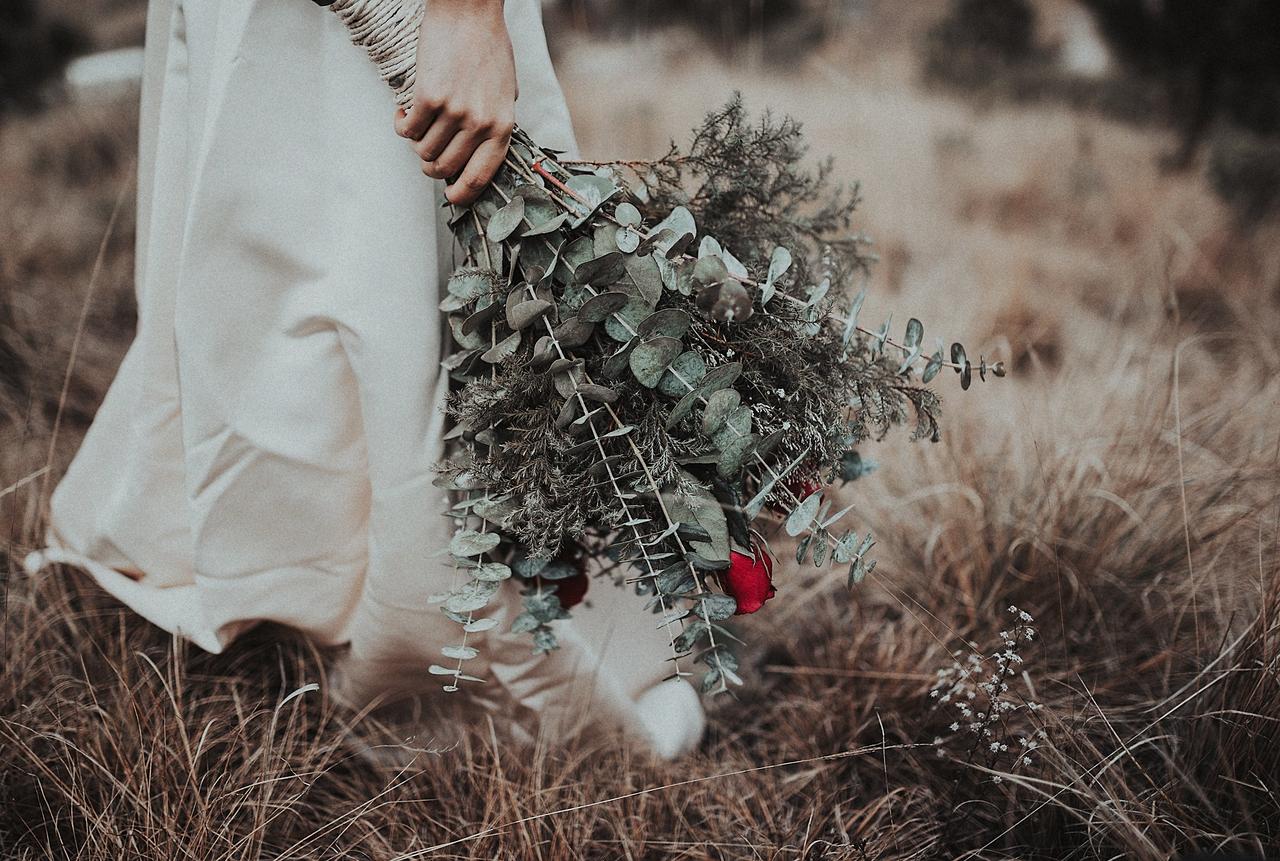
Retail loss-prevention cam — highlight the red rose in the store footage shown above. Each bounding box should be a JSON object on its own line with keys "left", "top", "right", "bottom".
{"left": 550, "top": 570, "right": 589, "bottom": 609}
{"left": 535, "top": 552, "right": 589, "bottom": 609}
{"left": 719, "top": 544, "right": 776, "bottom": 615}
{"left": 767, "top": 470, "right": 821, "bottom": 514}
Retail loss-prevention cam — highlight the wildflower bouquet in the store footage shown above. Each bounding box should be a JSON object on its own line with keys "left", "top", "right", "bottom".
{"left": 427, "top": 102, "right": 1001, "bottom": 693}
{"left": 328, "top": 3, "right": 1001, "bottom": 694}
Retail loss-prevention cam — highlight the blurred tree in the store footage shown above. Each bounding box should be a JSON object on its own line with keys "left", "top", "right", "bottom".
{"left": 554, "top": 0, "right": 827, "bottom": 62}
{"left": 1078, "top": 0, "right": 1280, "bottom": 170}
{"left": 0, "top": 0, "right": 87, "bottom": 116}
{"left": 922, "top": 0, "right": 1044, "bottom": 93}
{"left": 932, "top": 0, "right": 1037, "bottom": 64}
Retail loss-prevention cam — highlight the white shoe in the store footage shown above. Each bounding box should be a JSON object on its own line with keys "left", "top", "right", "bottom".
{"left": 632, "top": 679, "right": 706, "bottom": 760}
{"left": 22, "top": 549, "right": 48, "bottom": 576}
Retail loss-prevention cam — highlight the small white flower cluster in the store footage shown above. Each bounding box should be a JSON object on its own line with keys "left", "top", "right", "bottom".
{"left": 929, "top": 605, "right": 1047, "bottom": 780}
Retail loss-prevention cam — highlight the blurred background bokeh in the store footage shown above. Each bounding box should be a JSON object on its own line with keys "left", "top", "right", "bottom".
{"left": 3, "top": 1, "right": 1279, "bottom": 857}
{"left": 5, "top": 0, "right": 1279, "bottom": 502}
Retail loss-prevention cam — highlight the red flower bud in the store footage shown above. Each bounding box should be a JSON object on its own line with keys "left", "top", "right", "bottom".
{"left": 551, "top": 570, "right": 589, "bottom": 609}
{"left": 766, "top": 467, "right": 822, "bottom": 515}
{"left": 535, "top": 551, "right": 589, "bottom": 609}
{"left": 719, "top": 543, "right": 776, "bottom": 615}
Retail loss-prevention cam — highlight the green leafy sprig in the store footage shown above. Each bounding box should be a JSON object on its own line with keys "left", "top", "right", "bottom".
{"left": 428, "top": 101, "right": 1000, "bottom": 694}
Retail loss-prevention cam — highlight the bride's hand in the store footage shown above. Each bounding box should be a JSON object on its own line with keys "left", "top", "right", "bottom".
{"left": 394, "top": 0, "right": 517, "bottom": 205}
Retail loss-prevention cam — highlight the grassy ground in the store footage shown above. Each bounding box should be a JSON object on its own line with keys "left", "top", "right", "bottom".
{"left": 3, "top": 4, "right": 1279, "bottom": 858}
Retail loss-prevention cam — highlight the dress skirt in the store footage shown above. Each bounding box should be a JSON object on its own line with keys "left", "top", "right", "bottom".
{"left": 30, "top": 0, "right": 704, "bottom": 754}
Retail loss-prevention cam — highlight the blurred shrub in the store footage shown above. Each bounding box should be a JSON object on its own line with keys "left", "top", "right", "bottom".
{"left": 1078, "top": 0, "right": 1280, "bottom": 169}
{"left": 922, "top": 0, "right": 1043, "bottom": 93}
{"left": 923, "top": 0, "right": 1280, "bottom": 222}
{"left": 1208, "top": 132, "right": 1280, "bottom": 227}
{"left": 920, "top": 0, "right": 1168, "bottom": 121}
{"left": 0, "top": 0, "right": 88, "bottom": 115}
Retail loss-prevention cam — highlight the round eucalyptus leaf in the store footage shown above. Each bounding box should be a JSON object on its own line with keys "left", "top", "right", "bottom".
{"left": 717, "top": 431, "right": 758, "bottom": 478}
{"left": 472, "top": 562, "right": 512, "bottom": 582}
{"left": 530, "top": 335, "right": 557, "bottom": 370}
{"left": 512, "top": 182, "right": 553, "bottom": 203}
{"left": 755, "top": 429, "right": 784, "bottom": 460}
{"left": 461, "top": 301, "right": 500, "bottom": 337}
{"left": 710, "top": 404, "right": 752, "bottom": 450}
{"left": 554, "top": 395, "right": 580, "bottom": 429}
{"left": 547, "top": 357, "right": 583, "bottom": 375}
{"left": 537, "top": 561, "right": 579, "bottom": 580}
{"left": 565, "top": 174, "right": 618, "bottom": 213}
{"left": 701, "top": 388, "right": 741, "bottom": 436}
{"left": 604, "top": 296, "right": 652, "bottom": 342}
{"left": 439, "top": 292, "right": 469, "bottom": 313}
{"left": 629, "top": 337, "right": 684, "bottom": 388}
{"left": 553, "top": 363, "right": 585, "bottom": 399}
{"left": 486, "top": 196, "right": 526, "bottom": 242}
{"left": 784, "top": 490, "right": 823, "bottom": 537}
{"left": 665, "top": 386, "right": 702, "bottom": 429}
{"left": 602, "top": 340, "right": 637, "bottom": 379}
{"left": 507, "top": 298, "right": 553, "bottom": 331}
{"left": 637, "top": 308, "right": 692, "bottom": 339}
{"left": 512, "top": 556, "right": 549, "bottom": 578}
{"left": 481, "top": 330, "right": 521, "bottom": 363}
{"left": 560, "top": 281, "right": 591, "bottom": 314}
{"left": 441, "top": 645, "right": 479, "bottom": 661}
{"left": 636, "top": 227, "right": 674, "bottom": 256}
{"left": 521, "top": 237, "right": 556, "bottom": 277}
{"left": 657, "top": 350, "right": 707, "bottom": 397}
{"left": 649, "top": 206, "right": 696, "bottom": 256}
{"left": 521, "top": 211, "right": 567, "bottom": 237}
{"left": 450, "top": 529, "right": 501, "bottom": 557}
{"left": 692, "top": 254, "right": 729, "bottom": 286}
{"left": 615, "top": 226, "right": 641, "bottom": 253}
{"left": 614, "top": 201, "right": 642, "bottom": 226}
{"left": 696, "top": 279, "right": 753, "bottom": 323}
{"left": 905, "top": 317, "right": 924, "bottom": 350}
{"left": 698, "top": 593, "right": 738, "bottom": 622}
{"left": 449, "top": 316, "right": 486, "bottom": 351}
{"left": 761, "top": 245, "right": 793, "bottom": 304}
{"left": 553, "top": 316, "right": 595, "bottom": 349}
{"left": 624, "top": 252, "right": 664, "bottom": 305}
{"left": 922, "top": 349, "right": 944, "bottom": 383}
{"left": 593, "top": 222, "right": 618, "bottom": 256}
{"left": 445, "top": 578, "right": 501, "bottom": 614}
{"left": 578, "top": 290, "right": 630, "bottom": 323}
{"left": 695, "top": 361, "right": 743, "bottom": 396}
{"left": 556, "top": 236, "right": 595, "bottom": 282}
{"left": 577, "top": 383, "right": 620, "bottom": 403}
{"left": 573, "top": 251, "right": 627, "bottom": 287}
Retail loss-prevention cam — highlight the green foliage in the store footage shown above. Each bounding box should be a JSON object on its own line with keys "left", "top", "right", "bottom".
{"left": 428, "top": 100, "right": 994, "bottom": 692}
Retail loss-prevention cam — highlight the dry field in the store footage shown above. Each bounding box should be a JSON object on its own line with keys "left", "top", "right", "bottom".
{"left": 3, "top": 3, "right": 1279, "bottom": 858}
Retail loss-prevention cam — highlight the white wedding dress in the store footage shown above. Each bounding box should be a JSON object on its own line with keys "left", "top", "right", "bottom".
{"left": 26, "top": 0, "right": 703, "bottom": 758}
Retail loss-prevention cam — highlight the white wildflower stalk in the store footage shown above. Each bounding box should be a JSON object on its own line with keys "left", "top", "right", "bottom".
{"left": 930, "top": 606, "right": 1048, "bottom": 793}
